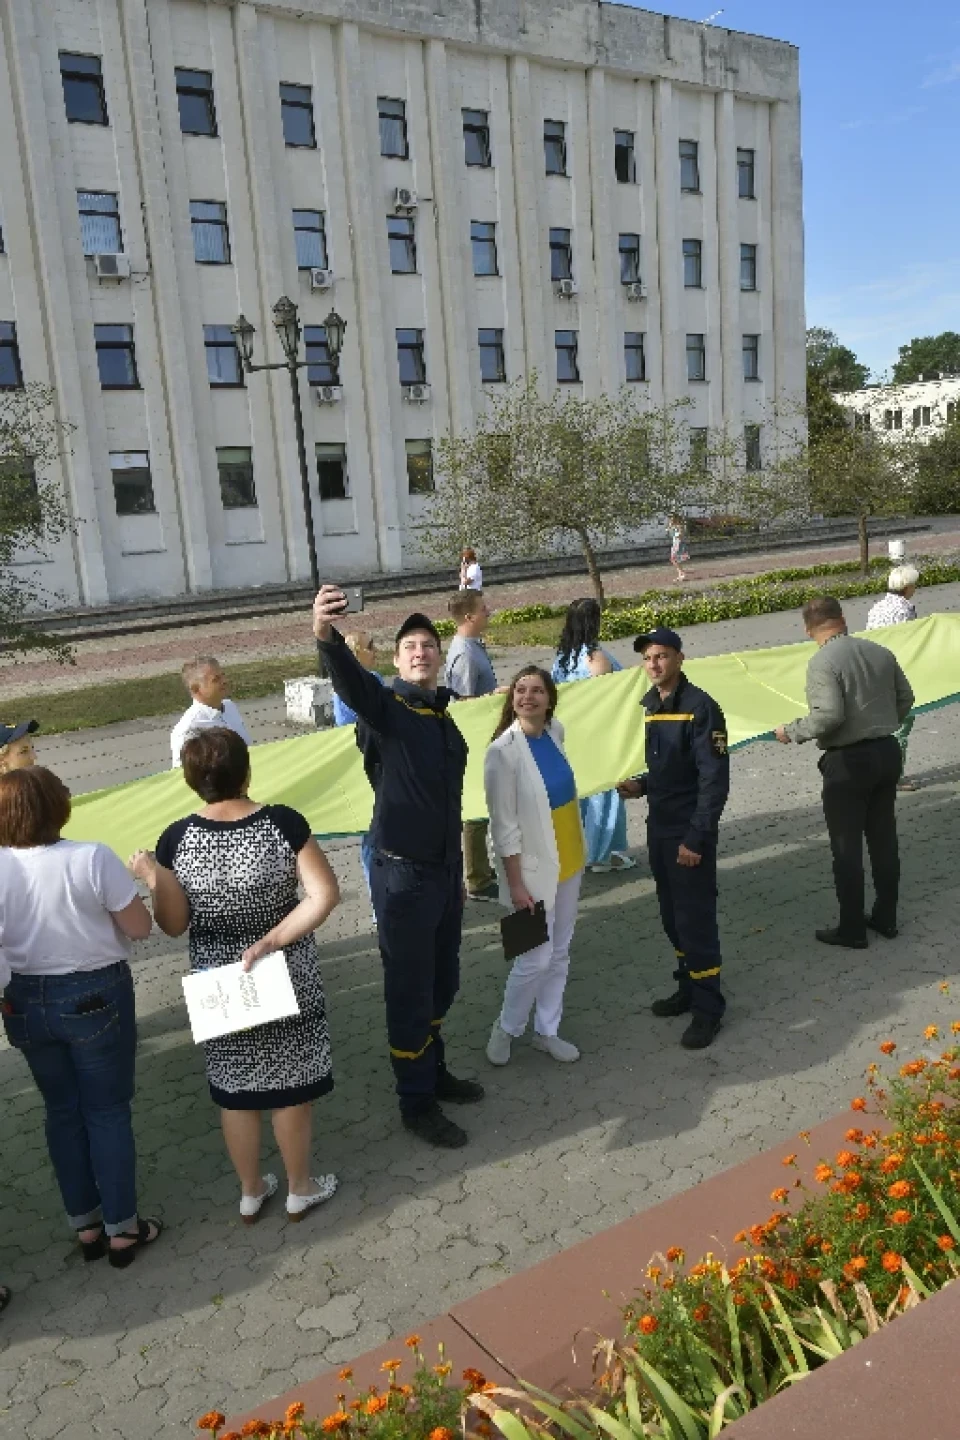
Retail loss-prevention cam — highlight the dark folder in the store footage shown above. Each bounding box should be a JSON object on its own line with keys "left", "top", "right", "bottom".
{"left": 500, "top": 901, "right": 549, "bottom": 962}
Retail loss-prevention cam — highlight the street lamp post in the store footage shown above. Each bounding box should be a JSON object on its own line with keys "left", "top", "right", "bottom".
{"left": 232, "top": 300, "right": 346, "bottom": 679}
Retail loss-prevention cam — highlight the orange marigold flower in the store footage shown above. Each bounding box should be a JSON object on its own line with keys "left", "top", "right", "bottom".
{"left": 835, "top": 1150, "right": 857, "bottom": 1169}
{"left": 198, "top": 1416, "right": 227, "bottom": 1433}
{"left": 821, "top": 1241, "right": 833, "bottom": 1254}
{"left": 898, "top": 1284, "right": 912, "bottom": 1305}
{"left": 433, "top": 1363, "right": 452, "bottom": 1377}
{"left": 851, "top": 1097, "right": 867, "bottom": 1112}
{"left": 748, "top": 1225, "right": 766, "bottom": 1247}
{"left": 221, "top": 1433, "right": 241, "bottom": 1440}
{"left": 900, "top": 1060, "right": 927, "bottom": 1078}
{"left": 380, "top": 1360, "right": 402, "bottom": 1373}
{"left": 888, "top": 1180, "right": 914, "bottom": 1199}
{"left": 882, "top": 1252, "right": 902, "bottom": 1273}
{"left": 799, "top": 1129, "right": 811, "bottom": 1143}
{"left": 881, "top": 1154, "right": 905, "bottom": 1174}
{"left": 853, "top": 1202, "right": 871, "bottom": 1221}
{"left": 952, "top": 1021, "right": 960, "bottom": 1034}
{"left": 638, "top": 1315, "right": 659, "bottom": 1335}
{"left": 665, "top": 1246, "right": 685, "bottom": 1263}
{"left": 240, "top": 1424, "right": 270, "bottom": 1439}
{"left": 759, "top": 1256, "right": 778, "bottom": 1279}
{"left": 429, "top": 1429, "right": 454, "bottom": 1440}
{"left": 770, "top": 1188, "right": 790, "bottom": 1203}
{"left": 338, "top": 1369, "right": 353, "bottom": 1382}
{"left": 646, "top": 1265, "right": 662, "bottom": 1281}
{"left": 949, "top": 1068, "right": 960, "bottom": 1081}
{"left": 843, "top": 1257, "right": 868, "bottom": 1281}
{"left": 814, "top": 1164, "right": 834, "bottom": 1184}
{"left": 404, "top": 1335, "right": 421, "bottom": 1349}
{"left": 692, "top": 1304, "right": 710, "bottom": 1323}
{"left": 891, "top": 1209, "right": 912, "bottom": 1224}
{"left": 734, "top": 1229, "right": 748, "bottom": 1244}
{"left": 781, "top": 1268, "right": 800, "bottom": 1291}
{"left": 938, "top": 1235, "right": 956, "bottom": 1251}
{"left": 286, "top": 1404, "right": 306, "bottom": 1423}
{"left": 462, "top": 1370, "right": 487, "bottom": 1390}
{"left": 845, "top": 1129, "right": 865, "bottom": 1143}
{"left": 398, "top": 1384, "right": 414, "bottom": 1398}
{"left": 782, "top": 1153, "right": 798, "bottom": 1166}
{"left": 349, "top": 1402, "right": 363, "bottom": 1413}
{"left": 925, "top": 1026, "right": 940, "bottom": 1040}
{"left": 879, "top": 1041, "right": 897, "bottom": 1055}
{"left": 322, "top": 1413, "right": 351, "bottom": 1433}
{"left": 364, "top": 1397, "right": 388, "bottom": 1416}
{"left": 733, "top": 1294, "right": 748, "bottom": 1307}
{"left": 661, "top": 1277, "right": 676, "bottom": 1291}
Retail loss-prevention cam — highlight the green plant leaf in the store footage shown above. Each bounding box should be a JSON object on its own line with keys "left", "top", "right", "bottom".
{"left": 763, "top": 1285, "right": 809, "bottom": 1374}
{"left": 708, "top": 1385, "right": 748, "bottom": 1438}
{"left": 631, "top": 1354, "right": 707, "bottom": 1440}
{"left": 913, "top": 1159, "right": 960, "bottom": 1244}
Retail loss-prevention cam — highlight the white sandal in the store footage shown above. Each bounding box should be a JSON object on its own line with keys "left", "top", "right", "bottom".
{"left": 286, "top": 1173, "right": 339, "bottom": 1221}
{"left": 240, "top": 1173, "right": 278, "bottom": 1224}
{"left": 610, "top": 852, "right": 637, "bottom": 870}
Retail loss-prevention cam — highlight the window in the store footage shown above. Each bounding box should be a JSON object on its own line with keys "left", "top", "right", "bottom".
{"left": 744, "top": 424, "right": 761, "bottom": 472}
{"left": 624, "top": 331, "right": 646, "bottom": 382}
{"left": 387, "top": 215, "right": 417, "bottom": 273}
{"left": 737, "top": 147, "right": 755, "bottom": 199}
{"left": 544, "top": 119, "right": 567, "bottom": 176}
{"left": 0, "top": 323, "right": 23, "bottom": 389}
{"left": 686, "top": 333, "right": 706, "bottom": 382}
{"left": 204, "top": 325, "right": 243, "bottom": 386}
{"left": 406, "top": 438, "right": 434, "bottom": 494}
{"left": 912, "top": 406, "right": 932, "bottom": 428}
{"left": 479, "top": 328, "right": 506, "bottom": 384}
{"left": 550, "top": 227, "right": 573, "bottom": 281}
{"left": 110, "top": 451, "right": 155, "bottom": 514}
{"left": 463, "top": 109, "right": 491, "bottom": 167}
{"left": 378, "top": 97, "right": 408, "bottom": 158}
{"left": 316, "top": 443, "right": 349, "bottom": 501}
{"left": 555, "top": 330, "right": 580, "bottom": 383}
{"left": 619, "top": 233, "right": 641, "bottom": 285}
{"left": 176, "top": 68, "right": 217, "bottom": 136}
{"left": 690, "top": 427, "right": 709, "bottom": 472}
{"left": 397, "top": 329, "right": 426, "bottom": 385}
{"left": 683, "top": 238, "right": 702, "bottom": 288}
{"left": 740, "top": 242, "right": 757, "bottom": 291}
{"left": 893, "top": 408, "right": 903, "bottom": 430}
{"left": 304, "top": 326, "right": 339, "bottom": 385}
{"left": 293, "top": 209, "right": 328, "bottom": 270}
{"left": 217, "top": 447, "right": 258, "bottom": 508}
{"left": 0, "top": 456, "right": 39, "bottom": 522}
{"left": 280, "top": 84, "right": 316, "bottom": 148}
{"left": 190, "top": 201, "right": 230, "bottom": 264}
{"left": 614, "top": 129, "right": 636, "bottom": 184}
{"left": 60, "top": 53, "right": 108, "bottom": 126}
{"left": 883, "top": 408, "right": 894, "bottom": 431}
{"left": 470, "top": 220, "right": 498, "bottom": 276}
{"left": 679, "top": 139, "right": 699, "bottom": 192}
{"left": 743, "top": 333, "right": 760, "bottom": 381}
{"left": 95, "top": 325, "right": 139, "bottom": 389}
{"left": 77, "top": 191, "right": 122, "bottom": 256}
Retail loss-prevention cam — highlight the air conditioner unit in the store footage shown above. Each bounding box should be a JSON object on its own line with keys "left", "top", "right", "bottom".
{"left": 309, "top": 268, "right": 334, "bottom": 291}
{"left": 315, "top": 384, "right": 343, "bottom": 404}
{"left": 556, "top": 278, "right": 578, "bottom": 298}
{"left": 94, "top": 253, "right": 131, "bottom": 280}
{"left": 625, "top": 280, "right": 647, "bottom": 301}
{"left": 403, "top": 382, "right": 431, "bottom": 403}
{"left": 393, "top": 186, "right": 418, "bottom": 212}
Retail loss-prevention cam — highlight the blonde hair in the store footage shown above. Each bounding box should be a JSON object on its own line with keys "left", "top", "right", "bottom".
{"left": 887, "top": 565, "right": 919, "bottom": 594}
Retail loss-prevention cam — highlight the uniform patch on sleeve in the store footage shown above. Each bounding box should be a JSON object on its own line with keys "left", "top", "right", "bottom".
{"left": 711, "top": 730, "right": 728, "bottom": 756}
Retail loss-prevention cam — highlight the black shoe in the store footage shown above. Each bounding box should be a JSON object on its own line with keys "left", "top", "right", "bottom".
{"left": 681, "top": 1013, "right": 722, "bottom": 1049}
{"left": 435, "top": 1070, "right": 485, "bottom": 1104}
{"left": 402, "top": 1104, "right": 468, "bottom": 1149}
{"left": 866, "top": 915, "right": 898, "bottom": 940}
{"left": 467, "top": 883, "right": 500, "bottom": 903}
{"left": 815, "top": 927, "right": 868, "bottom": 950}
{"left": 651, "top": 990, "right": 692, "bottom": 1018}
{"left": 76, "top": 1224, "right": 106, "bottom": 1263}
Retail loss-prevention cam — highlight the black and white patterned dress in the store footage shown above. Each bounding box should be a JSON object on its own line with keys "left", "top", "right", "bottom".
{"left": 155, "top": 805, "right": 333, "bottom": 1110}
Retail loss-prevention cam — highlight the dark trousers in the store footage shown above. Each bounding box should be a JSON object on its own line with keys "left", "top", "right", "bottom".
{"left": 819, "top": 736, "right": 901, "bottom": 941}
{"left": 369, "top": 851, "right": 462, "bottom": 1115}
{"left": 647, "top": 829, "right": 725, "bottom": 1018}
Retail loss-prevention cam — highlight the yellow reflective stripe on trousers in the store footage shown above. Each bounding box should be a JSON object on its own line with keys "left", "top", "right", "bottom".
{"left": 688, "top": 966, "right": 722, "bottom": 980}
{"left": 389, "top": 1035, "right": 434, "bottom": 1060}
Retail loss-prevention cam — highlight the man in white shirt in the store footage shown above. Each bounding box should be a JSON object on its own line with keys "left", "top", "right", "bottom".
{"left": 170, "top": 656, "right": 251, "bottom": 767}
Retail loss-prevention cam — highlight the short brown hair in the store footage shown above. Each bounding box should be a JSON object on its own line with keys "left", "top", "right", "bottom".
{"left": 181, "top": 727, "right": 250, "bottom": 802}
{"left": 802, "top": 595, "right": 844, "bottom": 629}
{"left": 448, "top": 590, "right": 484, "bottom": 623}
{"left": 0, "top": 766, "right": 71, "bottom": 846}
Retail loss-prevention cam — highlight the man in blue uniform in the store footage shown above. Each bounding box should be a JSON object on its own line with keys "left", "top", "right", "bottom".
{"left": 313, "top": 584, "right": 483, "bottom": 1147}
{"left": 618, "top": 627, "right": 730, "bottom": 1049}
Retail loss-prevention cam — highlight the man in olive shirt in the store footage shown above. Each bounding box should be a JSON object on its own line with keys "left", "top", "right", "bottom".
{"left": 775, "top": 595, "right": 914, "bottom": 949}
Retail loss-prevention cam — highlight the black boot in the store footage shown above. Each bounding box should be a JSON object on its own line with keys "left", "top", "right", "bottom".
{"left": 866, "top": 915, "right": 898, "bottom": 940}
{"left": 816, "top": 927, "right": 868, "bottom": 950}
{"left": 402, "top": 1103, "right": 468, "bottom": 1149}
{"left": 681, "top": 1013, "right": 722, "bottom": 1049}
{"left": 435, "top": 1071, "right": 485, "bottom": 1104}
{"left": 651, "top": 990, "right": 692, "bottom": 1018}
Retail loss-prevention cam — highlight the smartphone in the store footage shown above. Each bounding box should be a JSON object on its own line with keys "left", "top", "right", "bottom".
{"left": 338, "top": 585, "right": 364, "bottom": 615}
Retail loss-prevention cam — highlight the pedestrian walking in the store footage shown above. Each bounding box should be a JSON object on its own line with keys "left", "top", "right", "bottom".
{"left": 0, "top": 767, "right": 160, "bottom": 1267}
{"left": 313, "top": 585, "right": 484, "bottom": 1149}
{"left": 332, "top": 632, "right": 385, "bottom": 897}
{"left": 618, "top": 627, "right": 729, "bottom": 1049}
{"left": 775, "top": 596, "right": 914, "bottom": 948}
{"left": 552, "top": 599, "right": 635, "bottom": 873}
{"left": 667, "top": 514, "right": 690, "bottom": 583}
{"left": 484, "top": 667, "right": 585, "bottom": 1067}
{"left": 445, "top": 590, "right": 500, "bottom": 902}
{"left": 865, "top": 565, "right": 921, "bottom": 791}
{"left": 459, "top": 547, "right": 483, "bottom": 591}
{"left": 0, "top": 719, "right": 39, "bottom": 774}
{"left": 170, "top": 656, "right": 251, "bottom": 768}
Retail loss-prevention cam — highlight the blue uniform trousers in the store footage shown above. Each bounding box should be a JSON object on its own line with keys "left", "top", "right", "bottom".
{"left": 369, "top": 851, "right": 462, "bottom": 1115}
{"left": 647, "top": 828, "right": 725, "bottom": 1018}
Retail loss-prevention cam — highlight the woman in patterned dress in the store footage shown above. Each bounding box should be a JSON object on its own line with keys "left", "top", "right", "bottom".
{"left": 130, "top": 728, "right": 341, "bottom": 1223}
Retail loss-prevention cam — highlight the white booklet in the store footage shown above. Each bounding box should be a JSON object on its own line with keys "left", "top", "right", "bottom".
{"left": 181, "top": 950, "right": 300, "bottom": 1044}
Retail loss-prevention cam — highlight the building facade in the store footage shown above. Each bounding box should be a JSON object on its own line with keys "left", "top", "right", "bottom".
{"left": 835, "top": 376, "right": 960, "bottom": 441}
{"left": 0, "top": 0, "right": 804, "bottom": 610}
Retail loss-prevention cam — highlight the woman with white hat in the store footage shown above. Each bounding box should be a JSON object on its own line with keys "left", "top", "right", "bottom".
{"left": 865, "top": 564, "right": 920, "bottom": 790}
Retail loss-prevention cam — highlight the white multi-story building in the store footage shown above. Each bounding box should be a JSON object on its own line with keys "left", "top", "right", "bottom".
{"left": 0, "top": 0, "right": 804, "bottom": 609}
{"left": 835, "top": 376, "right": 960, "bottom": 441}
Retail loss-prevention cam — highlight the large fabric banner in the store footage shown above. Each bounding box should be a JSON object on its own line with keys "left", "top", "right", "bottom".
{"left": 65, "top": 613, "right": 960, "bottom": 855}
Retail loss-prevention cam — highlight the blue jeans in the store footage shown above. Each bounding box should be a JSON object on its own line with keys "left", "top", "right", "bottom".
{"left": 3, "top": 962, "right": 139, "bottom": 1235}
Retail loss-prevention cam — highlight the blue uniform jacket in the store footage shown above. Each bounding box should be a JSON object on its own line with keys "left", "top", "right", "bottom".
{"left": 640, "top": 672, "right": 730, "bottom": 851}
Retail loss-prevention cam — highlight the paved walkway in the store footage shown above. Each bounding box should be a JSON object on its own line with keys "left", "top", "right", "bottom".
{"left": 2, "top": 604, "right": 960, "bottom": 1438}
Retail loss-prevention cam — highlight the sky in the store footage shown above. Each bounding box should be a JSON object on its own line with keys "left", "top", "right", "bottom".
{"left": 622, "top": 1, "right": 960, "bottom": 379}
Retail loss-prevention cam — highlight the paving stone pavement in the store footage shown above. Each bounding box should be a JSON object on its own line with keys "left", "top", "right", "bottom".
{"left": 3, "top": 603, "right": 960, "bottom": 1437}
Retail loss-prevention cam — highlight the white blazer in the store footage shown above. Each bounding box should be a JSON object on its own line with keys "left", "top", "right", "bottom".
{"left": 483, "top": 718, "right": 581, "bottom": 911}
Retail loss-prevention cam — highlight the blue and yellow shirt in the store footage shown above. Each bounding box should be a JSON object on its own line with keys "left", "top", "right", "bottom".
{"left": 525, "top": 731, "right": 585, "bottom": 882}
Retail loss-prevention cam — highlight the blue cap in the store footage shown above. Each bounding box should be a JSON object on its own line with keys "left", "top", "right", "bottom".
{"left": 0, "top": 719, "right": 39, "bottom": 748}
{"left": 633, "top": 627, "right": 683, "bottom": 653}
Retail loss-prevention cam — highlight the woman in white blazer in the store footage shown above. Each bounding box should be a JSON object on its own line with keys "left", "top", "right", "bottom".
{"left": 484, "top": 666, "right": 586, "bottom": 1066}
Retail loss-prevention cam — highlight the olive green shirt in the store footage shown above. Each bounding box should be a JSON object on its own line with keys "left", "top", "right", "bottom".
{"left": 785, "top": 633, "right": 914, "bottom": 750}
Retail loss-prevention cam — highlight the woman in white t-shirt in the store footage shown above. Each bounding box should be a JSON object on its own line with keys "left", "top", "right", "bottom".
{"left": 459, "top": 546, "right": 483, "bottom": 591}
{"left": 0, "top": 767, "right": 159, "bottom": 1269}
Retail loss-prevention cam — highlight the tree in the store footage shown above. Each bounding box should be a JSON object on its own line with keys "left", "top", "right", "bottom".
{"left": 806, "top": 326, "right": 870, "bottom": 392}
{"left": 913, "top": 412, "right": 960, "bottom": 514}
{"left": 806, "top": 366, "right": 850, "bottom": 447}
{"left": 801, "top": 422, "right": 915, "bottom": 574}
{"left": 892, "top": 332, "right": 960, "bottom": 384}
{"left": 1, "top": 383, "right": 74, "bottom": 660}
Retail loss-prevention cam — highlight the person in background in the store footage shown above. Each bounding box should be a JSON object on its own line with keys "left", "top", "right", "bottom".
{"left": 0, "top": 914, "right": 11, "bottom": 1311}
{"left": 552, "top": 599, "right": 635, "bottom": 874}
{"left": 132, "top": 728, "right": 340, "bottom": 1223}
{"left": 170, "top": 656, "right": 251, "bottom": 768}
{"left": 445, "top": 590, "right": 500, "bottom": 903}
{"left": 865, "top": 564, "right": 921, "bottom": 791}
{"left": 332, "top": 632, "right": 385, "bottom": 896}
{"left": 484, "top": 667, "right": 584, "bottom": 1067}
{"left": 0, "top": 767, "right": 159, "bottom": 1268}
{"left": 667, "top": 514, "right": 690, "bottom": 583}
{"left": 0, "top": 720, "right": 39, "bottom": 773}
{"left": 459, "top": 547, "right": 483, "bottom": 591}
{"left": 775, "top": 596, "right": 913, "bottom": 948}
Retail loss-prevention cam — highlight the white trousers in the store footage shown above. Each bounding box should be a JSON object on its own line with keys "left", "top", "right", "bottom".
{"left": 498, "top": 871, "right": 583, "bottom": 1038}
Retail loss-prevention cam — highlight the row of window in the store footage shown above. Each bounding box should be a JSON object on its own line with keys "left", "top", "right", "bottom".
{"left": 58, "top": 52, "right": 759, "bottom": 195}
{"left": 876, "top": 402, "right": 958, "bottom": 431}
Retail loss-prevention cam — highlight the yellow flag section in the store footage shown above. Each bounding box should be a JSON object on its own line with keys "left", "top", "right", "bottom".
{"left": 65, "top": 613, "right": 960, "bottom": 854}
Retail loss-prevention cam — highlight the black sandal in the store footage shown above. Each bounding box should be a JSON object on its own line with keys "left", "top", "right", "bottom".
{"left": 76, "top": 1223, "right": 106, "bottom": 1263}
{"left": 0, "top": 1284, "right": 10, "bottom": 1313}
{"left": 108, "top": 1217, "right": 163, "bottom": 1270}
